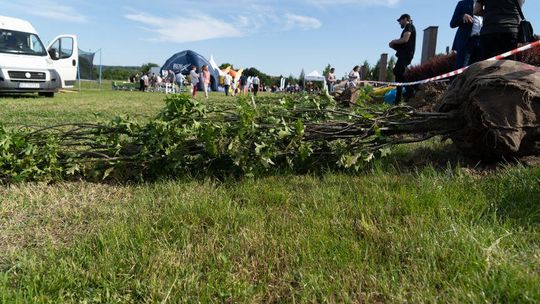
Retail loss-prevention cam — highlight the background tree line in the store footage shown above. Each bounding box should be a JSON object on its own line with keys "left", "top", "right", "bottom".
{"left": 85, "top": 58, "right": 397, "bottom": 85}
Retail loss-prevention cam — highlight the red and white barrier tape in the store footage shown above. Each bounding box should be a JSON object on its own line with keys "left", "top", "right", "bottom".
{"left": 358, "top": 40, "right": 540, "bottom": 87}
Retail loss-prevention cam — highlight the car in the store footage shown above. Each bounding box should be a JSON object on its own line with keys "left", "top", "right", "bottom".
{"left": 0, "top": 15, "right": 78, "bottom": 97}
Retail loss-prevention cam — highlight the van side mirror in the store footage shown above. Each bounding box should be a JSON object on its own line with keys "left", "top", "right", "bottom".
{"left": 48, "top": 48, "right": 59, "bottom": 60}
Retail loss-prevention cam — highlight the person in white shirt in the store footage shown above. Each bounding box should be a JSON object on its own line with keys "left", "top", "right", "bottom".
{"left": 451, "top": 0, "right": 483, "bottom": 68}
{"left": 175, "top": 72, "right": 185, "bottom": 93}
{"left": 189, "top": 65, "right": 199, "bottom": 97}
{"left": 224, "top": 72, "right": 233, "bottom": 96}
{"left": 252, "top": 76, "right": 260, "bottom": 96}
{"left": 348, "top": 65, "right": 361, "bottom": 88}
{"left": 231, "top": 77, "right": 237, "bottom": 97}
{"left": 142, "top": 74, "right": 149, "bottom": 92}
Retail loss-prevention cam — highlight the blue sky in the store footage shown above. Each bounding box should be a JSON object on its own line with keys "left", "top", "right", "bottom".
{"left": 2, "top": 0, "right": 539, "bottom": 77}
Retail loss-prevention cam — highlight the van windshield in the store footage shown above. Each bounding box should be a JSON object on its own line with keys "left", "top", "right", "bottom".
{"left": 0, "top": 29, "right": 47, "bottom": 56}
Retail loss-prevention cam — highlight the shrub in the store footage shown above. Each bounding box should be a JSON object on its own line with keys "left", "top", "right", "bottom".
{"left": 405, "top": 44, "right": 540, "bottom": 82}
{"left": 517, "top": 46, "right": 540, "bottom": 67}
{"left": 404, "top": 53, "right": 456, "bottom": 82}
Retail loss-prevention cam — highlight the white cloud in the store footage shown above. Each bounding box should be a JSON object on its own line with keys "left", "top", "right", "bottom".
{"left": 125, "top": 12, "right": 244, "bottom": 43}
{"left": 30, "top": 5, "right": 87, "bottom": 23}
{"left": 7, "top": 1, "right": 88, "bottom": 23}
{"left": 125, "top": 8, "right": 323, "bottom": 43}
{"left": 285, "top": 14, "right": 322, "bottom": 30}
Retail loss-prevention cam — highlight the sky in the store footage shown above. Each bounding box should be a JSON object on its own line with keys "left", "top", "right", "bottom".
{"left": 2, "top": 0, "right": 540, "bottom": 78}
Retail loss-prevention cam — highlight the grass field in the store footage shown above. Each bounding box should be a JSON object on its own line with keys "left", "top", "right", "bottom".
{"left": 0, "top": 84, "right": 539, "bottom": 303}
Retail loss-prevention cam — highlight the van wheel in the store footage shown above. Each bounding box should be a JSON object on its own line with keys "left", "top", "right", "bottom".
{"left": 38, "top": 92, "right": 54, "bottom": 98}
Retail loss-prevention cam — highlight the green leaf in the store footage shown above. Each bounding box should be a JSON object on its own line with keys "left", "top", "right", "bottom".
{"left": 380, "top": 147, "right": 392, "bottom": 158}
{"left": 278, "top": 129, "right": 291, "bottom": 139}
{"left": 364, "top": 153, "right": 375, "bottom": 162}
{"left": 254, "top": 142, "right": 266, "bottom": 155}
{"left": 294, "top": 119, "right": 305, "bottom": 136}
{"left": 103, "top": 167, "right": 114, "bottom": 180}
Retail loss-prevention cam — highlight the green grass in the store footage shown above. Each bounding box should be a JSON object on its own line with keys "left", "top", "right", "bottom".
{"left": 0, "top": 81, "right": 237, "bottom": 126}
{"left": 0, "top": 87, "right": 539, "bottom": 302}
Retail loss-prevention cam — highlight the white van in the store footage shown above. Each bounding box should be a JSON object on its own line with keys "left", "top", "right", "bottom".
{"left": 0, "top": 15, "right": 78, "bottom": 97}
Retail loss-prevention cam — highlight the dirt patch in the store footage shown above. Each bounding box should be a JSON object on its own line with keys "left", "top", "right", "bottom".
{"left": 406, "top": 82, "right": 449, "bottom": 112}
{"left": 0, "top": 183, "right": 132, "bottom": 263}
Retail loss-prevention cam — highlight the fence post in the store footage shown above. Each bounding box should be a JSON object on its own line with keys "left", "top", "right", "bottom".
{"left": 421, "top": 26, "right": 439, "bottom": 63}
{"left": 379, "top": 53, "right": 388, "bottom": 82}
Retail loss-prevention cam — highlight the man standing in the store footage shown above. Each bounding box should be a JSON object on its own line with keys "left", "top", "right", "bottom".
{"left": 389, "top": 13, "right": 416, "bottom": 103}
{"left": 475, "top": 0, "right": 525, "bottom": 60}
{"left": 252, "top": 76, "right": 260, "bottom": 96}
{"left": 451, "top": 0, "right": 483, "bottom": 68}
{"left": 239, "top": 75, "right": 247, "bottom": 96}
{"left": 224, "top": 72, "right": 233, "bottom": 96}
{"left": 326, "top": 68, "right": 336, "bottom": 93}
{"left": 175, "top": 71, "right": 185, "bottom": 93}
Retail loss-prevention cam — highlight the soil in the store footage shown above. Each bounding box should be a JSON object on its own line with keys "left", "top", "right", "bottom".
{"left": 405, "top": 82, "right": 449, "bottom": 112}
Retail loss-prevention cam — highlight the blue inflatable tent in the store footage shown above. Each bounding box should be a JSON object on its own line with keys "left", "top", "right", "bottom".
{"left": 161, "top": 50, "right": 219, "bottom": 91}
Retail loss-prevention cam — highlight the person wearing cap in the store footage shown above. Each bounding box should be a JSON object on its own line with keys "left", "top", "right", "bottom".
{"left": 389, "top": 13, "right": 416, "bottom": 103}
{"left": 451, "top": 0, "right": 483, "bottom": 68}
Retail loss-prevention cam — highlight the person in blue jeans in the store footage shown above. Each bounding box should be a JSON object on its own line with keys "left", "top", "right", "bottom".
{"left": 451, "top": 0, "right": 483, "bottom": 68}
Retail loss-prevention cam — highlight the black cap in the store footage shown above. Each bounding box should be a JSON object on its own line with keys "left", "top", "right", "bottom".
{"left": 397, "top": 14, "right": 411, "bottom": 21}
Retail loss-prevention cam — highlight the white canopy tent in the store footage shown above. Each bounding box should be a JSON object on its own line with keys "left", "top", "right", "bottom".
{"left": 304, "top": 70, "right": 327, "bottom": 92}
{"left": 305, "top": 70, "right": 325, "bottom": 82}
{"left": 209, "top": 55, "right": 226, "bottom": 76}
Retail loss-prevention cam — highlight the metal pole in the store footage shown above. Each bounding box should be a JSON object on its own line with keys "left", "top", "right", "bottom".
{"left": 77, "top": 57, "right": 81, "bottom": 92}
{"left": 98, "top": 48, "right": 103, "bottom": 90}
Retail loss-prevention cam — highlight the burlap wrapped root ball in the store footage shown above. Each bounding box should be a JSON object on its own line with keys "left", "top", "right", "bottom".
{"left": 436, "top": 60, "right": 540, "bottom": 160}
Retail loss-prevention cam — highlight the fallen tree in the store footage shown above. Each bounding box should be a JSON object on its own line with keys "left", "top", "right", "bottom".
{"left": 0, "top": 60, "right": 538, "bottom": 182}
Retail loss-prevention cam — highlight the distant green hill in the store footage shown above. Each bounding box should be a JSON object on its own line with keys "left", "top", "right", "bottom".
{"left": 91, "top": 66, "right": 142, "bottom": 81}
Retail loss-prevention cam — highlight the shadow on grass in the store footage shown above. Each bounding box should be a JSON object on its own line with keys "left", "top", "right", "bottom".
{"left": 0, "top": 94, "right": 39, "bottom": 99}
{"left": 383, "top": 141, "right": 540, "bottom": 226}
{"left": 75, "top": 138, "right": 539, "bottom": 188}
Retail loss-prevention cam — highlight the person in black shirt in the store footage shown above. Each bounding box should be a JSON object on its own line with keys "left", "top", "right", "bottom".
{"left": 475, "top": 0, "right": 525, "bottom": 60}
{"left": 389, "top": 13, "right": 416, "bottom": 103}
{"left": 239, "top": 75, "right": 247, "bottom": 96}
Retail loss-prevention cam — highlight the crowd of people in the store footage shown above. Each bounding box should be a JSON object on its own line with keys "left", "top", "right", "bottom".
{"left": 130, "top": 64, "right": 270, "bottom": 98}
{"left": 127, "top": 1, "right": 531, "bottom": 101}
{"left": 129, "top": 70, "right": 184, "bottom": 93}
{"left": 215, "top": 71, "right": 265, "bottom": 97}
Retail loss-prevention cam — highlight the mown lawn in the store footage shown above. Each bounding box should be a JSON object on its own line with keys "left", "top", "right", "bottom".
{"left": 0, "top": 83, "right": 164, "bottom": 126}
{"left": 0, "top": 85, "right": 539, "bottom": 303}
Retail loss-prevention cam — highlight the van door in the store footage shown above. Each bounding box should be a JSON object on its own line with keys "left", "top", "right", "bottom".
{"left": 47, "top": 35, "right": 78, "bottom": 88}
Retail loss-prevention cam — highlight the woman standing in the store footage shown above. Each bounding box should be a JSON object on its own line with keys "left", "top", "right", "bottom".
{"left": 190, "top": 65, "right": 199, "bottom": 97}
{"left": 474, "top": 0, "right": 525, "bottom": 60}
{"left": 200, "top": 65, "right": 210, "bottom": 99}
{"left": 348, "top": 65, "right": 361, "bottom": 88}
